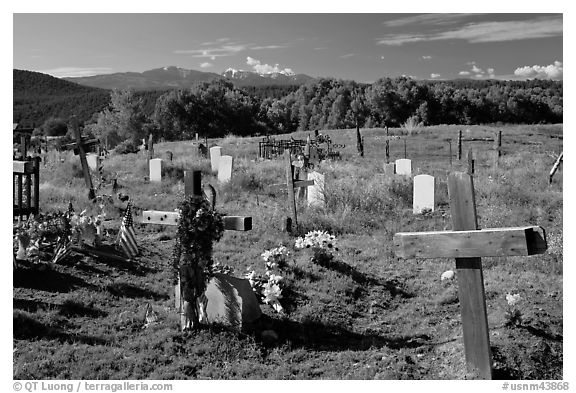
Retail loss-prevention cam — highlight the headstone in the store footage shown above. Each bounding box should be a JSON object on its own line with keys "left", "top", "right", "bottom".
{"left": 383, "top": 162, "right": 396, "bottom": 176}
{"left": 164, "top": 151, "right": 173, "bottom": 162}
{"left": 413, "top": 174, "right": 435, "bottom": 214}
{"left": 307, "top": 171, "right": 325, "bottom": 208}
{"left": 86, "top": 153, "right": 99, "bottom": 171}
{"left": 395, "top": 158, "right": 412, "bottom": 176}
{"left": 210, "top": 146, "right": 222, "bottom": 172}
{"left": 199, "top": 273, "right": 262, "bottom": 331}
{"left": 309, "top": 146, "right": 320, "bottom": 163}
{"left": 149, "top": 158, "right": 163, "bottom": 182}
{"left": 218, "top": 155, "right": 233, "bottom": 183}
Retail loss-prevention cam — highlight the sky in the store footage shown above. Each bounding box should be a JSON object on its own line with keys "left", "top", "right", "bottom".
{"left": 12, "top": 12, "right": 564, "bottom": 83}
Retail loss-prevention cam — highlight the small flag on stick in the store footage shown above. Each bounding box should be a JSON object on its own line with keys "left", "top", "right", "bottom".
{"left": 117, "top": 202, "right": 138, "bottom": 258}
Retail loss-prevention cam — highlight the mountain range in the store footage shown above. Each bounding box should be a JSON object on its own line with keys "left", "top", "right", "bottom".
{"left": 63, "top": 66, "right": 315, "bottom": 90}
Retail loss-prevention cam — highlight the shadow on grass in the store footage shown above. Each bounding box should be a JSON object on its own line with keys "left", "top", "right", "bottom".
{"left": 13, "top": 311, "right": 107, "bottom": 346}
{"left": 313, "top": 258, "right": 414, "bottom": 299}
{"left": 256, "top": 315, "right": 430, "bottom": 352}
{"left": 13, "top": 298, "right": 107, "bottom": 318}
{"left": 520, "top": 324, "right": 563, "bottom": 342}
{"left": 13, "top": 266, "right": 95, "bottom": 293}
{"left": 105, "top": 282, "right": 169, "bottom": 301}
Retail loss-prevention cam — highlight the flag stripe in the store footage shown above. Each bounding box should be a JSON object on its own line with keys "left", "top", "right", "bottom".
{"left": 117, "top": 202, "right": 138, "bottom": 258}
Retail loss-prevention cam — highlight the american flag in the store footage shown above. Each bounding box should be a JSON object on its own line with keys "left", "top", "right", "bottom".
{"left": 51, "top": 239, "right": 73, "bottom": 264}
{"left": 116, "top": 202, "right": 138, "bottom": 258}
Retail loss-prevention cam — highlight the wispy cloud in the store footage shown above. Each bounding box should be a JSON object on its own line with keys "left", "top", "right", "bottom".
{"left": 514, "top": 61, "right": 563, "bottom": 80}
{"left": 430, "top": 73, "right": 441, "bottom": 79}
{"left": 458, "top": 63, "right": 496, "bottom": 79}
{"left": 251, "top": 44, "right": 289, "bottom": 50}
{"left": 340, "top": 53, "right": 355, "bottom": 59}
{"left": 199, "top": 62, "right": 213, "bottom": 68}
{"left": 174, "top": 44, "right": 247, "bottom": 60}
{"left": 422, "top": 55, "right": 432, "bottom": 60}
{"left": 459, "top": 71, "right": 471, "bottom": 76}
{"left": 377, "top": 16, "right": 562, "bottom": 45}
{"left": 246, "top": 56, "right": 294, "bottom": 75}
{"left": 314, "top": 47, "right": 328, "bottom": 50}
{"left": 40, "top": 67, "right": 115, "bottom": 78}
{"left": 383, "top": 13, "right": 480, "bottom": 27}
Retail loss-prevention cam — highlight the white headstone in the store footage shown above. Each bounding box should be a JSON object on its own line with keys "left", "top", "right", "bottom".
{"left": 307, "top": 171, "right": 325, "bottom": 208}
{"left": 86, "top": 153, "right": 99, "bottom": 171}
{"left": 413, "top": 174, "right": 435, "bottom": 214}
{"left": 210, "top": 146, "right": 222, "bottom": 172}
{"left": 383, "top": 162, "right": 396, "bottom": 176}
{"left": 149, "top": 158, "right": 163, "bottom": 182}
{"left": 395, "top": 159, "right": 412, "bottom": 176}
{"left": 218, "top": 155, "right": 233, "bottom": 183}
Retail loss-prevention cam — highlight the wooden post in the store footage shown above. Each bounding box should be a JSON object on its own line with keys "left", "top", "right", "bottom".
{"left": 458, "top": 130, "right": 463, "bottom": 160}
{"left": 385, "top": 126, "right": 390, "bottom": 164}
{"left": 393, "top": 172, "right": 548, "bottom": 379}
{"left": 70, "top": 116, "right": 96, "bottom": 200}
{"left": 356, "top": 126, "right": 364, "bottom": 157}
{"left": 147, "top": 133, "right": 154, "bottom": 173}
{"left": 467, "top": 149, "right": 474, "bottom": 175}
{"left": 448, "top": 140, "right": 453, "bottom": 167}
{"left": 404, "top": 138, "right": 407, "bottom": 159}
{"left": 549, "top": 152, "right": 563, "bottom": 184}
{"left": 285, "top": 150, "right": 298, "bottom": 229}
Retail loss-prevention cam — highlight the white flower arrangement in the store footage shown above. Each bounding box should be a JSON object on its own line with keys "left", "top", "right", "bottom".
{"left": 504, "top": 292, "right": 523, "bottom": 327}
{"left": 261, "top": 245, "right": 290, "bottom": 269}
{"left": 294, "top": 230, "right": 337, "bottom": 250}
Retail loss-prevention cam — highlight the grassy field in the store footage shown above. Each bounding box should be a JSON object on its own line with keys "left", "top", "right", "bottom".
{"left": 13, "top": 124, "right": 563, "bottom": 379}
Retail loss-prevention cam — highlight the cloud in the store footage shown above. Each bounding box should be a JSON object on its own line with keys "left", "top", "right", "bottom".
{"left": 340, "top": 53, "right": 355, "bottom": 59}
{"left": 39, "top": 67, "right": 115, "bottom": 78}
{"left": 174, "top": 44, "right": 247, "bottom": 60}
{"left": 383, "top": 13, "right": 480, "bottom": 27}
{"left": 422, "top": 55, "right": 432, "bottom": 60}
{"left": 246, "top": 56, "right": 295, "bottom": 75}
{"left": 199, "top": 62, "right": 213, "bottom": 68}
{"left": 514, "top": 61, "right": 563, "bottom": 80}
{"left": 377, "top": 15, "right": 562, "bottom": 45}
{"left": 430, "top": 73, "right": 441, "bottom": 79}
{"left": 251, "top": 44, "right": 289, "bottom": 50}
{"left": 471, "top": 65, "right": 483, "bottom": 74}
{"left": 314, "top": 47, "right": 328, "bottom": 50}
{"left": 459, "top": 71, "right": 471, "bottom": 76}
{"left": 380, "top": 55, "right": 385, "bottom": 59}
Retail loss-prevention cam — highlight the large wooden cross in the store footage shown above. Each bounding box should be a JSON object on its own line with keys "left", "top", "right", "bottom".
{"left": 393, "top": 172, "right": 547, "bottom": 379}
{"left": 141, "top": 170, "right": 252, "bottom": 329}
{"left": 63, "top": 116, "right": 99, "bottom": 200}
{"left": 267, "top": 150, "right": 315, "bottom": 230}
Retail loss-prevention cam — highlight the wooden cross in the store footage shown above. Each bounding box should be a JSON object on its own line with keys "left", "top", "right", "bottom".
{"left": 141, "top": 170, "right": 252, "bottom": 329}
{"left": 267, "top": 150, "right": 315, "bottom": 230}
{"left": 393, "top": 172, "right": 547, "bottom": 379}
{"left": 63, "top": 116, "right": 99, "bottom": 200}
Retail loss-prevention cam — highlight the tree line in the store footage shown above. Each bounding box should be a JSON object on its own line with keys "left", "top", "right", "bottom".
{"left": 21, "top": 70, "right": 561, "bottom": 148}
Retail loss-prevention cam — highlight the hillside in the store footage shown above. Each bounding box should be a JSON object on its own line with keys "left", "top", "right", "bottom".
{"left": 13, "top": 69, "right": 111, "bottom": 127}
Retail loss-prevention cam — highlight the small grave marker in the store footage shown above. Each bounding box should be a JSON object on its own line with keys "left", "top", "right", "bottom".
{"left": 395, "top": 158, "right": 412, "bottom": 176}
{"left": 307, "top": 171, "right": 325, "bottom": 208}
{"left": 149, "top": 158, "right": 163, "bottom": 182}
{"left": 86, "top": 153, "right": 100, "bottom": 171}
{"left": 413, "top": 174, "right": 435, "bottom": 214}
{"left": 383, "top": 162, "right": 395, "bottom": 176}
{"left": 210, "top": 146, "right": 222, "bottom": 172}
{"left": 63, "top": 116, "right": 98, "bottom": 200}
{"left": 394, "top": 172, "right": 547, "bottom": 379}
{"left": 218, "top": 155, "right": 233, "bottom": 183}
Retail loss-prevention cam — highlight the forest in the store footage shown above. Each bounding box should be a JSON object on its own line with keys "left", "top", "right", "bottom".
{"left": 13, "top": 69, "right": 562, "bottom": 146}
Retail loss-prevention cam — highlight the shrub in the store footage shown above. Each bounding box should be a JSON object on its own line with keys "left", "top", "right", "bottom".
{"left": 114, "top": 140, "right": 140, "bottom": 155}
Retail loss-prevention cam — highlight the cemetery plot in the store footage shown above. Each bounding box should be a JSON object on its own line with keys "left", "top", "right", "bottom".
{"left": 13, "top": 124, "right": 563, "bottom": 380}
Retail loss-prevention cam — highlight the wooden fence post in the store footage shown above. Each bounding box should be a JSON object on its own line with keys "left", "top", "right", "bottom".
{"left": 458, "top": 130, "right": 463, "bottom": 160}
{"left": 284, "top": 150, "right": 298, "bottom": 230}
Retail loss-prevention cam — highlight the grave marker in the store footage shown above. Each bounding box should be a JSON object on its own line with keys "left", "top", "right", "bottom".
{"left": 413, "top": 174, "right": 435, "bottom": 214}
{"left": 218, "top": 155, "right": 233, "bottom": 183}
{"left": 395, "top": 158, "right": 412, "bottom": 176}
{"left": 149, "top": 158, "right": 162, "bottom": 182}
{"left": 142, "top": 170, "right": 255, "bottom": 330}
{"left": 63, "top": 116, "right": 98, "bottom": 200}
{"left": 394, "top": 172, "right": 547, "bottom": 379}
{"left": 210, "top": 146, "right": 222, "bottom": 172}
{"left": 383, "top": 163, "right": 395, "bottom": 176}
{"left": 86, "top": 153, "right": 100, "bottom": 171}
{"left": 307, "top": 171, "right": 325, "bottom": 208}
